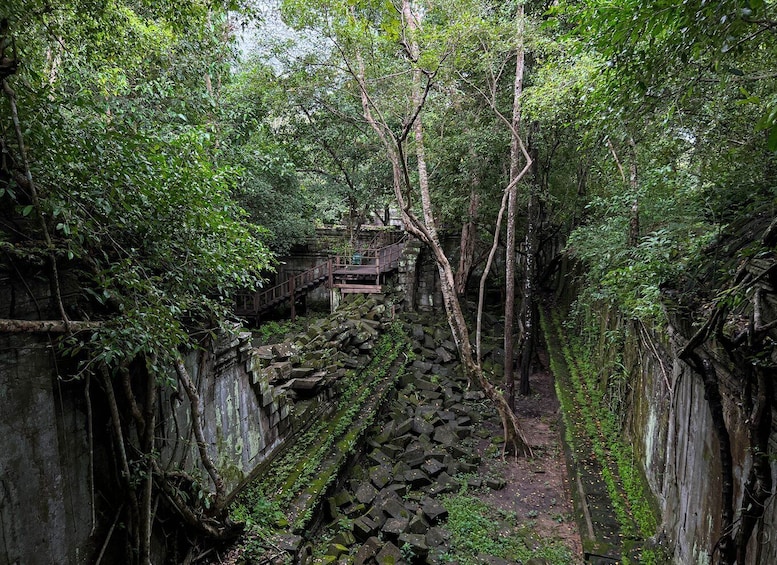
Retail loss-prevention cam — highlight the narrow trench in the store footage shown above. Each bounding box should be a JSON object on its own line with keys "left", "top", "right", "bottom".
{"left": 542, "top": 309, "right": 656, "bottom": 564}
{"left": 214, "top": 306, "right": 581, "bottom": 565}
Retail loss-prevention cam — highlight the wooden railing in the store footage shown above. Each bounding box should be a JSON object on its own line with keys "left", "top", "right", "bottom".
{"left": 235, "top": 235, "right": 407, "bottom": 318}
{"left": 235, "top": 260, "right": 331, "bottom": 316}
{"left": 333, "top": 236, "right": 407, "bottom": 271}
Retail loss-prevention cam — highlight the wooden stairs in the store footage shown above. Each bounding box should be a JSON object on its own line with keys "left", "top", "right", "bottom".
{"left": 234, "top": 235, "right": 406, "bottom": 320}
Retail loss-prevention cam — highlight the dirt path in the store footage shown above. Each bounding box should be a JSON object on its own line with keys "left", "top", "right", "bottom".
{"left": 477, "top": 354, "right": 584, "bottom": 563}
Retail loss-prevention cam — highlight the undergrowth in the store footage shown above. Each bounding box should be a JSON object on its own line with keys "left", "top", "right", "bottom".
{"left": 441, "top": 484, "right": 574, "bottom": 565}
{"left": 541, "top": 309, "right": 661, "bottom": 564}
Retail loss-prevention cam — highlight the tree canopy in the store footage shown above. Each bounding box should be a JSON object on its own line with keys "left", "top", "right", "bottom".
{"left": 3, "top": 0, "right": 777, "bottom": 560}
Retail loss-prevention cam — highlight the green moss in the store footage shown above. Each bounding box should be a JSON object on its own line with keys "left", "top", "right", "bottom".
{"left": 541, "top": 308, "right": 660, "bottom": 556}
{"left": 230, "top": 320, "right": 411, "bottom": 536}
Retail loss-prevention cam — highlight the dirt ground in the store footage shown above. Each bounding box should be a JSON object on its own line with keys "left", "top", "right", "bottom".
{"left": 477, "top": 353, "right": 584, "bottom": 563}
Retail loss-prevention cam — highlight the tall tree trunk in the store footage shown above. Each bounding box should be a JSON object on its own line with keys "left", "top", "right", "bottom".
{"left": 351, "top": 1, "right": 531, "bottom": 456}
{"left": 409, "top": 0, "right": 532, "bottom": 454}
{"left": 519, "top": 124, "right": 539, "bottom": 396}
{"left": 455, "top": 187, "right": 479, "bottom": 297}
{"left": 504, "top": 4, "right": 526, "bottom": 409}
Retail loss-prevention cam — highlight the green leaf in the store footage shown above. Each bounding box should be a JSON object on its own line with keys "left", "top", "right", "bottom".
{"left": 767, "top": 127, "right": 777, "bottom": 152}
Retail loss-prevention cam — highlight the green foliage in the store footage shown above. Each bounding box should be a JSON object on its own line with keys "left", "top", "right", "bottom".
{"left": 255, "top": 319, "right": 302, "bottom": 345}
{"left": 522, "top": 0, "right": 777, "bottom": 329}
{"left": 441, "top": 487, "right": 574, "bottom": 564}
{"left": 1, "top": 2, "right": 277, "bottom": 372}
{"left": 219, "top": 62, "right": 315, "bottom": 253}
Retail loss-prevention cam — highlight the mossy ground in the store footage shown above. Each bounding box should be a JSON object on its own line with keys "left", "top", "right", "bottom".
{"left": 541, "top": 308, "right": 664, "bottom": 564}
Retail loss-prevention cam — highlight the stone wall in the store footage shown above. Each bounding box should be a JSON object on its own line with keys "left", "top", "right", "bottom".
{"left": 0, "top": 311, "right": 295, "bottom": 564}
{"left": 0, "top": 331, "right": 93, "bottom": 565}
{"left": 158, "top": 331, "right": 294, "bottom": 496}
{"left": 588, "top": 306, "right": 777, "bottom": 564}
{"left": 0, "top": 267, "right": 399, "bottom": 564}
{"left": 0, "top": 273, "right": 94, "bottom": 565}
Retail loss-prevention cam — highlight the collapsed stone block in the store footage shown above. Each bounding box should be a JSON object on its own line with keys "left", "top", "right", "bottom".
{"left": 369, "top": 465, "right": 393, "bottom": 489}
{"left": 355, "top": 482, "right": 378, "bottom": 505}
{"left": 382, "top": 497, "right": 411, "bottom": 520}
{"left": 353, "top": 517, "right": 379, "bottom": 542}
{"left": 398, "top": 533, "right": 429, "bottom": 558}
{"left": 420, "top": 498, "right": 448, "bottom": 523}
{"left": 404, "top": 469, "right": 432, "bottom": 488}
{"left": 381, "top": 517, "right": 409, "bottom": 538}
{"left": 375, "top": 542, "right": 403, "bottom": 565}
{"left": 354, "top": 536, "right": 381, "bottom": 564}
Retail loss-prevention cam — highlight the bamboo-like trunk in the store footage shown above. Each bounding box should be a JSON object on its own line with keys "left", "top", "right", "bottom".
{"left": 627, "top": 136, "right": 639, "bottom": 247}
{"left": 519, "top": 126, "right": 539, "bottom": 396}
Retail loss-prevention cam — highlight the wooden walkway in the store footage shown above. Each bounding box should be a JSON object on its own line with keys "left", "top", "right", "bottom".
{"left": 234, "top": 237, "right": 405, "bottom": 320}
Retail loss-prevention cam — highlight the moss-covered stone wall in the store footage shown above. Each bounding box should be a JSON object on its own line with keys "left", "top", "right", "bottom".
{"left": 570, "top": 302, "right": 777, "bottom": 564}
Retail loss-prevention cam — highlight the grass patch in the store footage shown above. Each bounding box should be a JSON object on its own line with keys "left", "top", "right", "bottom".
{"left": 441, "top": 487, "right": 574, "bottom": 565}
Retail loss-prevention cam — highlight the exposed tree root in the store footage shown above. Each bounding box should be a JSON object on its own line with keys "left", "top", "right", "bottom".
{"left": 679, "top": 274, "right": 776, "bottom": 565}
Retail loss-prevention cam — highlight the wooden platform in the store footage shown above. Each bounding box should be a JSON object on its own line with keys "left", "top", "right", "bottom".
{"left": 333, "top": 284, "right": 383, "bottom": 294}
{"left": 234, "top": 237, "right": 405, "bottom": 319}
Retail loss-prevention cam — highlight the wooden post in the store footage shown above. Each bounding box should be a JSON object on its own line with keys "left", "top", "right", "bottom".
{"left": 375, "top": 249, "right": 383, "bottom": 286}
{"left": 328, "top": 258, "right": 333, "bottom": 289}
{"left": 289, "top": 273, "right": 296, "bottom": 321}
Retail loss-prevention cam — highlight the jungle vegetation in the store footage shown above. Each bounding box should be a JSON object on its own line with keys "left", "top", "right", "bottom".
{"left": 2, "top": 0, "right": 776, "bottom": 562}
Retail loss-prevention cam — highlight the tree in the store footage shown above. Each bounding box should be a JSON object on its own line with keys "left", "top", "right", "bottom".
{"left": 279, "top": 0, "right": 533, "bottom": 455}
{"left": 1, "top": 2, "right": 278, "bottom": 561}
{"left": 548, "top": 0, "right": 777, "bottom": 561}
{"left": 219, "top": 60, "right": 315, "bottom": 255}
{"left": 504, "top": 3, "right": 527, "bottom": 405}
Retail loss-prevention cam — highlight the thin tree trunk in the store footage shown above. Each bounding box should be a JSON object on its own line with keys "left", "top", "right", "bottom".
{"left": 100, "top": 367, "right": 140, "bottom": 560}
{"left": 174, "top": 356, "right": 225, "bottom": 511}
{"left": 519, "top": 126, "right": 539, "bottom": 396}
{"left": 351, "top": 2, "right": 531, "bottom": 456}
{"left": 455, "top": 187, "right": 479, "bottom": 297}
{"left": 504, "top": 4, "right": 526, "bottom": 409}
{"left": 2, "top": 78, "right": 70, "bottom": 328}
{"left": 0, "top": 318, "right": 101, "bottom": 332}
{"left": 139, "top": 359, "right": 157, "bottom": 565}
{"left": 476, "top": 187, "right": 510, "bottom": 363}
{"left": 404, "top": 0, "right": 530, "bottom": 455}
{"left": 627, "top": 136, "right": 639, "bottom": 247}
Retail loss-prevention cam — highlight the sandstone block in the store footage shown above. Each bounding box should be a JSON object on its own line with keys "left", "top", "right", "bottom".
{"left": 404, "top": 469, "right": 432, "bottom": 488}
{"left": 420, "top": 499, "right": 448, "bottom": 523}
{"left": 375, "top": 542, "right": 403, "bottom": 565}
{"left": 407, "top": 513, "right": 430, "bottom": 535}
{"left": 398, "top": 533, "right": 429, "bottom": 558}
{"left": 353, "top": 517, "right": 378, "bottom": 542}
{"left": 382, "top": 517, "right": 409, "bottom": 538}
{"left": 382, "top": 498, "right": 411, "bottom": 520}
{"left": 432, "top": 426, "right": 458, "bottom": 446}
{"left": 421, "top": 459, "right": 445, "bottom": 477}
{"left": 354, "top": 536, "right": 381, "bottom": 564}
{"left": 412, "top": 418, "right": 435, "bottom": 436}
{"left": 369, "top": 465, "right": 393, "bottom": 489}
{"left": 425, "top": 526, "right": 449, "bottom": 548}
{"left": 355, "top": 482, "right": 378, "bottom": 505}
